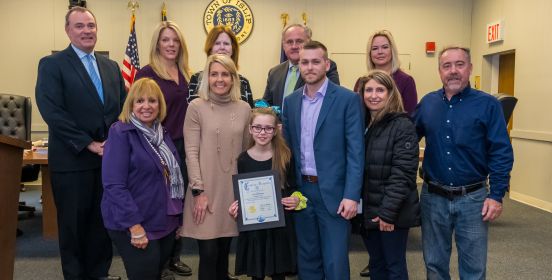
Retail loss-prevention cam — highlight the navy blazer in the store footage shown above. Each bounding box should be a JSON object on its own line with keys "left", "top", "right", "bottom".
{"left": 282, "top": 81, "right": 365, "bottom": 215}
{"left": 263, "top": 59, "right": 340, "bottom": 107}
{"left": 35, "top": 45, "right": 126, "bottom": 172}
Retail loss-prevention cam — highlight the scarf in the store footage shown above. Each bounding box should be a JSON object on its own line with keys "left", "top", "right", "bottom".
{"left": 130, "top": 113, "right": 184, "bottom": 199}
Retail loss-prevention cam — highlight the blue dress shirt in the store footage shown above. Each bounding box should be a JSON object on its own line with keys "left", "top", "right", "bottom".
{"left": 413, "top": 86, "right": 514, "bottom": 202}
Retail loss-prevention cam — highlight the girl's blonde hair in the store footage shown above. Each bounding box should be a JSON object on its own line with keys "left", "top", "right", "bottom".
{"left": 248, "top": 108, "right": 291, "bottom": 188}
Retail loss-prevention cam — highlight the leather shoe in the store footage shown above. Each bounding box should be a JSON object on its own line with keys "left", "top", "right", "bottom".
{"left": 160, "top": 269, "right": 175, "bottom": 280}
{"left": 168, "top": 260, "right": 192, "bottom": 276}
{"left": 227, "top": 272, "right": 239, "bottom": 280}
{"left": 360, "top": 264, "right": 370, "bottom": 277}
{"left": 96, "top": 276, "right": 121, "bottom": 280}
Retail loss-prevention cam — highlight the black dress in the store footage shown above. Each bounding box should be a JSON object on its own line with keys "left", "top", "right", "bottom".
{"left": 234, "top": 151, "right": 297, "bottom": 278}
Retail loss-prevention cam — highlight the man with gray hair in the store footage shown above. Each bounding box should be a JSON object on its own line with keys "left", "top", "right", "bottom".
{"left": 263, "top": 24, "right": 340, "bottom": 108}
{"left": 414, "top": 46, "right": 513, "bottom": 279}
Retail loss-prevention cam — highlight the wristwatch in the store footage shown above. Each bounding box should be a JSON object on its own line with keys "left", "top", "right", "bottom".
{"left": 191, "top": 188, "right": 204, "bottom": 197}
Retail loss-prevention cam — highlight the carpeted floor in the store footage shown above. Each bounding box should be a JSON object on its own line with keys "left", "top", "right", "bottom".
{"left": 14, "top": 185, "right": 552, "bottom": 279}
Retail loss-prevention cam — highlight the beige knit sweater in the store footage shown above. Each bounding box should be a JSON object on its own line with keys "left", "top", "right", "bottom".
{"left": 181, "top": 93, "right": 250, "bottom": 239}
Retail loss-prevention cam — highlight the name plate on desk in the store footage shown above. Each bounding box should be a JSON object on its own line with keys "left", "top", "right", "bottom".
{"left": 232, "top": 170, "right": 285, "bottom": 231}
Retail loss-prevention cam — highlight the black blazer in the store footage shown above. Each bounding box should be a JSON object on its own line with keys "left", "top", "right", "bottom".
{"left": 263, "top": 59, "right": 340, "bottom": 107}
{"left": 36, "top": 45, "right": 126, "bottom": 172}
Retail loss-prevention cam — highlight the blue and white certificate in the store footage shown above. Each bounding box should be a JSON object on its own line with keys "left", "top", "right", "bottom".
{"left": 232, "top": 170, "right": 286, "bottom": 231}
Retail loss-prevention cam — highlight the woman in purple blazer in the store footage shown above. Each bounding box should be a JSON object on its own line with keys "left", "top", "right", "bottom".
{"left": 101, "top": 78, "right": 184, "bottom": 279}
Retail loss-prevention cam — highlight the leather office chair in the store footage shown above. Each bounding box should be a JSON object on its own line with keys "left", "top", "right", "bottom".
{"left": 0, "top": 93, "right": 36, "bottom": 216}
{"left": 497, "top": 94, "right": 518, "bottom": 123}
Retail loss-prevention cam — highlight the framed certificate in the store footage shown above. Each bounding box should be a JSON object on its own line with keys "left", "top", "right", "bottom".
{"left": 232, "top": 170, "right": 285, "bottom": 232}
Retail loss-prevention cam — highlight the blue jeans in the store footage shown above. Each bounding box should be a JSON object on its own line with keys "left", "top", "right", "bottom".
{"left": 420, "top": 184, "right": 488, "bottom": 280}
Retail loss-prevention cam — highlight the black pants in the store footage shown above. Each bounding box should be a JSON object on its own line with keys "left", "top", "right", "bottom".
{"left": 51, "top": 169, "right": 112, "bottom": 279}
{"left": 197, "top": 237, "right": 232, "bottom": 280}
{"left": 362, "top": 228, "right": 410, "bottom": 280}
{"left": 251, "top": 274, "right": 285, "bottom": 280}
{"left": 109, "top": 230, "right": 176, "bottom": 280}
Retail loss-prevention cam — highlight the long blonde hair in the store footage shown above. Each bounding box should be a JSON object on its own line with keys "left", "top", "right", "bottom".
{"left": 197, "top": 54, "right": 242, "bottom": 102}
{"left": 149, "top": 21, "right": 192, "bottom": 82}
{"left": 366, "top": 30, "right": 401, "bottom": 73}
{"left": 247, "top": 108, "right": 291, "bottom": 188}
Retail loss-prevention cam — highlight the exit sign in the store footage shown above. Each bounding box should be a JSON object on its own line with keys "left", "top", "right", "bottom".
{"left": 487, "top": 21, "right": 504, "bottom": 43}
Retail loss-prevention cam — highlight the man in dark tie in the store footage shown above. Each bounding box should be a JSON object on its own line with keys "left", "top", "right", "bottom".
{"left": 35, "top": 7, "right": 126, "bottom": 280}
{"left": 263, "top": 24, "right": 340, "bottom": 108}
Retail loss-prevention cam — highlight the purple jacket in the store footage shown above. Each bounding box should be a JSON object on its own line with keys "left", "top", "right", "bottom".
{"left": 101, "top": 121, "right": 183, "bottom": 238}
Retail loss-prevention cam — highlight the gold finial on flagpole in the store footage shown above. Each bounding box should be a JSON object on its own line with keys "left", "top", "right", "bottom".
{"left": 302, "top": 12, "right": 308, "bottom": 25}
{"left": 161, "top": 1, "right": 167, "bottom": 21}
{"left": 281, "top": 13, "right": 289, "bottom": 28}
{"left": 127, "top": 0, "right": 140, "bottom": 15}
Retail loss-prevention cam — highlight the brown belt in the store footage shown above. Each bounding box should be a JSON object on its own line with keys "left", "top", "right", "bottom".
{"left": 302, "top": 175, "right": 318, "bottom": 183}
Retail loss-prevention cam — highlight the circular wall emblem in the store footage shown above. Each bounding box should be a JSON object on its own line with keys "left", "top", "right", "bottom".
{"left": 203, "top": 0, "right": 254, "bottom": 44}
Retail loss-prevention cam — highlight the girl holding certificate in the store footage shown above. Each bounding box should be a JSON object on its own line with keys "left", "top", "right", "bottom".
{"left": 229, "top": 106, "right": 306, "bottom": 280}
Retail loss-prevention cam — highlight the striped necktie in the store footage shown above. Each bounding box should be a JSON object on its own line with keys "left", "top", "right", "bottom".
{"left": 85, "top": 54, "right": 104, "bottom": 103}
{"left": 284, "top": 65, "right": 298, "bottom": 97}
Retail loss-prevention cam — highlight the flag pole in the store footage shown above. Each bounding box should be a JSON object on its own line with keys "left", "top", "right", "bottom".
{"left": 161, "top": 1, "right": 167, "bottom": 22}
{"left": 279, "top": 13, "right": 289, "bottom": 63}
{"left": 122, "top": 0, "right": 141, "bottom": 91}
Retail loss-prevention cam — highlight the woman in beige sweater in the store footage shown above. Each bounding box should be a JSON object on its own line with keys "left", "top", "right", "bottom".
{"left": 182, "top": 54, "right": 250, "bottom": 280}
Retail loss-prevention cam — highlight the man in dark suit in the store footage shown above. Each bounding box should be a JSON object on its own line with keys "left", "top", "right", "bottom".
{"left": 35, "top": 7, "right": 126, "bottom": 280}
{"left": 282, "top": 41, "right": 364, "bottom": 280}
{"left": 263, "top": 24, "right": 340, "bottom": 108}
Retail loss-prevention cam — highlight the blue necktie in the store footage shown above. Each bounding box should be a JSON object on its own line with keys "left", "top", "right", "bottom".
{"left": 85, "top": 54, "right": 104, "bottom": 103}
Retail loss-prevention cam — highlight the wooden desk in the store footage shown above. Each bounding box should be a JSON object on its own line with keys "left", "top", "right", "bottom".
{"left": 23, "top": 149, "right": 58, "bottom": 239}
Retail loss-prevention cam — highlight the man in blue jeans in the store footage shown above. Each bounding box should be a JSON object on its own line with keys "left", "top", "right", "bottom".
{"left": 413, "top": 46, "right": 514, "bottom": 280}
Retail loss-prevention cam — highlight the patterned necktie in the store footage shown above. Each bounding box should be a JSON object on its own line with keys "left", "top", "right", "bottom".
{"left": 85, "top": 54, "right": 104, "bottom": 103}
{"left": 284, "top": 65, "right": 298, "bottom": 97}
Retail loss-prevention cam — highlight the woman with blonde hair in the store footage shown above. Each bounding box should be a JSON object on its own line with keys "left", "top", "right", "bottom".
{"left": 187, "top": 25, "right": 254, "bottom": 107}
{"left": 357, "top": 70, "right": 420, "bottom": 279}
{"left": 134, "top": 20, "right": 193, "bottom": 277}
{"left": 102, "top": 78, "right": 184, "bottom": 279}
{"left": 182, "top": 54, "right": 251, "bottom": 280}
{"left": 354, "top": 30, "right": 417, "bottom": 115}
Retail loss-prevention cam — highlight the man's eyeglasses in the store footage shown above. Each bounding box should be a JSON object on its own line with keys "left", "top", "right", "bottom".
{"left": 250, "top": 125, "right": 275, "bottom": 134}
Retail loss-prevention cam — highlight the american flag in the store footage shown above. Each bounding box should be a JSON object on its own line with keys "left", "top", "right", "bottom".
{"left": 122, "top": 14, "right": 140, "bottom": 91}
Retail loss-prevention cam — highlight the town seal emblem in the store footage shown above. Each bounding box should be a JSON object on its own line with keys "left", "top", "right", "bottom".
{"left": 203, "top": 0, "right": 254, "bottom": 44}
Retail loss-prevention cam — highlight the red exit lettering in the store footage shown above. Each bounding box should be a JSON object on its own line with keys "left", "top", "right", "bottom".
{"left": 487, "top": 23, "right": 500, "bottom": 42}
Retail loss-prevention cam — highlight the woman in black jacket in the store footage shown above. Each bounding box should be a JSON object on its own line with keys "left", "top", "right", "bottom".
{"left": 358, "top": 70, "right": 420, "bottom": 280}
